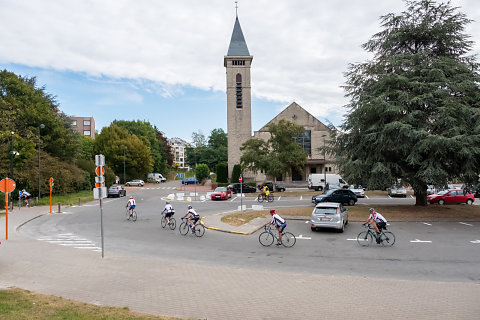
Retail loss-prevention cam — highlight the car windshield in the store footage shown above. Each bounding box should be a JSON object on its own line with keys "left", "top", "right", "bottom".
{"left": 325, "top": 190, "right": 335, "bottom": 195}
{"left": 314, "top": 207, "right": 337, "bottom": 214}
{"left": 437, "top": 190, "right": 448, "bottom": 195}
{"left": 215, "top": 187, "right": 227, "bottom": 192}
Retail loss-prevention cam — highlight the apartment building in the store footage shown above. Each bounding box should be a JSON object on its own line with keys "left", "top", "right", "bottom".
{"left": 71, "top": 117, "right": 95, "bottom": 138}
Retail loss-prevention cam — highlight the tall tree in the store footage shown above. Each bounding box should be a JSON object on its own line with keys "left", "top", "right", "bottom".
{"left": 334, "top": 0, "right": 480, "bottom": 205}
{"left": 240, "top": 119, "right": 307, "bottom": 179}
{"left": 185, "top": 129, "right": 227, "bottom": 170}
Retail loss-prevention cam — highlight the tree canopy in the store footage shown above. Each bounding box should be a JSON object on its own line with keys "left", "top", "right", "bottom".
{"left": 240, "top": 119, "right": 307, "bottom": 179}
{"left": 185, "top": 129, "right": 228, "bottom": 171}
{"left": 333, "top": 0, "right": 480, "bottom": 205}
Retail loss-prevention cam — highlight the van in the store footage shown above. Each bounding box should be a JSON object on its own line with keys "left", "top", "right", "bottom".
{"left": 147, "top": 173, "right": 166, "bottom": 183}
{"left": 308, "top": 174, "right": 348, "bottom": 191}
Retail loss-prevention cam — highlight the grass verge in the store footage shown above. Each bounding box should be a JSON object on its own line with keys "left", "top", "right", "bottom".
{"left": 221, "top": 205, "right": 480, "bottom": 226}
{"left": 0, "top": 287, "right": 181, "bottom": 320}
{"left": 37, "top": 190, "right": 94, "bottom": 207}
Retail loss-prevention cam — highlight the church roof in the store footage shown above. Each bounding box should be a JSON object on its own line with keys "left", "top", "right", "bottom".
{"left": 227, "top": 17, "right": 250, "bottom": 56}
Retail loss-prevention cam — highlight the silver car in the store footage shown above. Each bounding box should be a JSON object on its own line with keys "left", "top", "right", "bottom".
{"left": 310, "top": 202, "right": 348, "bottom": 233}
{"left": 349, "top": 185, "right": 365, "bottom": 198}
{"left": 125, "top": 179, "right": 144, "bottom": 187}
{"left": 388, "top": 185, "right": 407, "bottom": 198}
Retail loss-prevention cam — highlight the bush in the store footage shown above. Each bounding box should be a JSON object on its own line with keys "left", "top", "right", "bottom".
{"left": 231, "top": 164, "right": 242, "bottom": 183}
{"left": 195, "top": 164, "right": 210, "bottom": 183}
{"left": 216, "top": 162, "right": 228, "bottom": 183}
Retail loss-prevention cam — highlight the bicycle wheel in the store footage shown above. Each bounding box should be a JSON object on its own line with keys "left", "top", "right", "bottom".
{"left": 161, "top": 216, "right": 167, "bottom": 228}
{"left": 131, "top": 211, "right": 137, "bottom": 222}
{"left": 194, "top": 224, "right": 205, "bottom": 237}
{"left": 259, "top": 232, "right": 274, "bottom": 246}
{"left": 179, "top": 222, "right": 189, "bottom": 235}
{"left": 380, "top": 231, "right": 396, "bottom": 247}
{"left": 126, "top": 210, "right": 130, "bottom": 220}
{"left": 169, "top": 217, "right": 176, "bottom": 230}
{"left": 357, "top": 231, "right": 373, "bottom": 247}
{"left": 257, "top": 194, "right": 264, "bottom": 203}
{"left": 281, "top": 232, "right": 296, "bottom": 247}
{"left": 267, "top": 195, "right": 274, "bottom": 202}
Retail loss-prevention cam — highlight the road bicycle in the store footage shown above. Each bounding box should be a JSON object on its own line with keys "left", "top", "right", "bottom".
{"left": 259, "top": 224, "right": 296, "bottom": 247}
{"left": 257, "top": 193, "right": 274, "bottom": 203}
{"left": 356, "top": 224, "right": 395, "bottom": 247}
{"left": 125, "top": 207, "right": 137, "bottom": 222}
{"left": 179, "top": 217, "right": 205, "bottom": 237}
{"left": 161, "top": 212, "right": 176, "bottom": 230}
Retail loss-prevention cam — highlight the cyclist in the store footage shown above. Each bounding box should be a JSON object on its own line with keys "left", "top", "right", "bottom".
{"left": 182, "top": 205, "right": 200, "bottom": 233}
{"left": 126, "top": 196, "right": 136, "bottom": 218}
{"left": 20, "top": 189, "right": 31, "bottom": 207}
{"left": 269, "top": 209, "right": 286, "bottom": 246}
{"left": 262, "top": 185, "right": 270, "bottom": 200}
{"left": 364, "top": 208, "right": 387, "bottom": 243}
{"left": 162, "top": 200, "right": 175, "bottom": 225}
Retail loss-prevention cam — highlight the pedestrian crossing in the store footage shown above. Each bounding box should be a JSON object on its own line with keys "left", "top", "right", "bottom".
{"left": 37, "top": 233, "right": 101, "bottom": 252}
{"left": 144, "top": 186, "right": 177, "bottom": 190}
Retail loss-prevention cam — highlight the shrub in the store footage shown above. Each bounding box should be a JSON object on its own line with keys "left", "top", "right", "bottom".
{"left": 216, "top": 162, "right": 228, "bottom": 183}
{"left": 195, "top": 164, "right": 210, "bottom": 183}
{"left": 231, "top": 164, "right": 242, "bottom": 183}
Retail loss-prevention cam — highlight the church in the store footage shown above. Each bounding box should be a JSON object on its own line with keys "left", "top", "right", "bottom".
{"left": 224, "top": 13, "right": 337, "bottom": 184}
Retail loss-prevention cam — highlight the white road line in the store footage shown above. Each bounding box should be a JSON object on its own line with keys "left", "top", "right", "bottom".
{"left": 305, "top": 220, "right": 310, "bottom": 224}
{"left": 297, "top": 235, "right": 312, "bottom": 240}
{"left": 410, "top": 239, "right": 432, "bottom": 243}
{"left": 423, "top": 222, "right": 432, "bottom": 226}
{"left": 410, "top": 195, "right": 415, "bottom": 199}
{"left": 364, "top": 195, "right": 369, "bottom": 199}
{"left": 347, "top": 238, "right": 358, "bottom": 241}
{"left": 459, "top": 222, "right": 474, "bottom": 226}
{"left": 300, "top": 196, "right": 303, "bottom": 200}
{"left": 470, "top": 240, "right": 480, "bottom": 244}
{"left": 231, "top": 197, "right": 237, "bottom": 202}
{"left": 59, "top": 243, "right": 97, "bottom": 247}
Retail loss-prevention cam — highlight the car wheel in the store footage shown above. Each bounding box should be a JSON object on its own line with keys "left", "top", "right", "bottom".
{"left": 337, "top": 221, "right": 345, "bottom": 233}
{"left": 438, "top": 199, "right": 445, "bottom": 205}
{"left": 348, "top": 199, "right": 355, "bottom": 206}
{"left": 466, "top": 199, "right": 473, "bottom": 205}
{"left": 311, "top": 226, "right": 316, "bottom": 232}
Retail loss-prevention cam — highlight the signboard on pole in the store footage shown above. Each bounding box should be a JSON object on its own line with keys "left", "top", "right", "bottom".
{"left": 239, "top": 176, "right": 242, "bottom": 182}
{"left": 0, "top": 178, "right": 16, "bottom": 240}
{"left": 49, "top": 177, "right": 54, "bottom": 214}
{"left": 94, "top": 154, "right": 106, "bottom": 258}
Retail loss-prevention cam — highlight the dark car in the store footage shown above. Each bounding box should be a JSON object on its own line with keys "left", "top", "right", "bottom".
{"left": 313, "top": 189, "right": 357, "bottom": 206}
{"left": 258, "top": 182, "right": 286, "bottom": 192}
{"left": 107, "top": 185, "right": 126, "bottom": 198}
{"left": 182, "top": 177, "right": 199, "bottom": 185}
{"left": 227, "top": 183, "right": 257, "bottom": 194}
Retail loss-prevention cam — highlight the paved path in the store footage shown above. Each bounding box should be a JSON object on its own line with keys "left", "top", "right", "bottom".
{"left": 1, "top": 206, "right": 479, "bottom": 319}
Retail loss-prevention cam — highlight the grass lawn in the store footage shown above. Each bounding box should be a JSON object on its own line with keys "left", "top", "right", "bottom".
{"left": 221, "top": 204, "right": 480, "bottom": 226}
{"left": 0, "top": 288, "right": 182, "bottom": 320}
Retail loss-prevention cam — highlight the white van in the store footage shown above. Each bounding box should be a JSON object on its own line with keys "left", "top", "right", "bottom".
{"left": 147, "top": 173, "right": 166, "bottom": 183}
{"left": 308, "top": 174, "right": 348, "bottom": 191}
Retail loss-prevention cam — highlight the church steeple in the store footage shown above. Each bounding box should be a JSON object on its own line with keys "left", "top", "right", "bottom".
{"left": 227, "top": 17, "right": 250, "bottom": 56}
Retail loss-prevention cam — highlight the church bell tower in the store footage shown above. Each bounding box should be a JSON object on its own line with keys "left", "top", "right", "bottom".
{"left": 224, "top": 14, "right": 253, "bottom": 179}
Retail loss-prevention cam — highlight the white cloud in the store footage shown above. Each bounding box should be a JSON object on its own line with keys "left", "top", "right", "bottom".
{"left": 1, "top": 0, "right": 479, "bottom": 126}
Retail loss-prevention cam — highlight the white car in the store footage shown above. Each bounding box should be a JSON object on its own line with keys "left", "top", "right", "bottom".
{"left": 311, "top": 202, "right": 349, "bottom": 233}
{"left": 125, "top": 179, "right": 144, "bottom": 187}
{"left": 349, "top": 185, "right": 365, "bottom": 198}
{"left": 388, "top": 186, "right": 407, "bottom": 198}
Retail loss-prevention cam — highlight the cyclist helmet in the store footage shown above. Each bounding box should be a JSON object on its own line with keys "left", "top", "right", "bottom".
{"left": 369, "top": 208, "right": 374, "bottom": 213}
{"left": 188, "top": 205, "right": 192, "bottom": 209}
{"left": 129, "top": 196, "right": 133, "bottom": 199}
{"left": 166, "top": 200, "right": 170, "bottom": 204}
{"left": 270, "top": 209, "right": 275, "bottom": 214}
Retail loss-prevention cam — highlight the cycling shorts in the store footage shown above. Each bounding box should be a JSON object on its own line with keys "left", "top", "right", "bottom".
{"left": 165, "top": 211, "right": 174, "bottom": 218}
{"left": 376, "top": 221, "right": 386, "bottom": 230}
{"left": 191, "top": 216, "right": 200, "bottom": 223}
{"left": 278, "top": 223, "right": 286, "bottom": 233}
{"left": 129, "top": 205, "right": 136, "bottom": 210}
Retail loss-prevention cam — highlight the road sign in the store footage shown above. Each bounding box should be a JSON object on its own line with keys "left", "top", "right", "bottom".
{"left": 179, "top": 173, "right": 183, "bottom": 178}
{"left": 93, "top": 187, "right": 107, "bottom": 199}
{"left": 0, "top": 178, "right": 16, "bottom": 193}
{"left": 95, "top": 166, "right": 105, "bottom": 176}
{"left": 239, "top": 176, "right": 242, "bottom": 182}
{"left": 95, "top": 154, "right": 105, "bottom": 166}
{"left": 49, "top": 177, "right": 54, "bottom": 187}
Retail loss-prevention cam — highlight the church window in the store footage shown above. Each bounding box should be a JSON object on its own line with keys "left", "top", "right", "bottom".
{"left": 295, "top": 130, "right": 311, "bottom": 155}
{"left": 232, "top": 60, "right": 245, "bottom": 66}
{"left": 236, "top": 73, "right": 242, "bottom": 108}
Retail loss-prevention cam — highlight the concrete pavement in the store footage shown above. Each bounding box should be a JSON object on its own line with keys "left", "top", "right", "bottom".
{"left": 1, "top": 206, "right": 479, "bottom": 319}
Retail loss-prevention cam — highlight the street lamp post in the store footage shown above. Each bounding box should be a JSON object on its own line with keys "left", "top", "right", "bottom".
{"left": 38, "top": 124, "right": 45, "bottom": 200}
{"left": 123, "top": 146, "right": 127, "bottom": 184}
{"left": 321, "top": 134, "right": 327, "bottom": 191}
{"left": 9, "top": 131, "right": 14, "bottom": 179}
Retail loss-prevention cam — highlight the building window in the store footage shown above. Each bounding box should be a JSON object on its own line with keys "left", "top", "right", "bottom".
{"left": 236, "top": 73, "right": 242, "bottom": 108}
{"left": 83, "top": 120, "right": 91, "bottom": 126}
{"left": 83, "top": 130, "right": 91, "bottom": 136}
{"left": 232, "top": 60, "right": 245, "bottom": 66}
{"left": 72, "top": 120, "right": 77, "bottom": 126}
{"left": 295, "top": 130, "right": 311, "bottom": 155}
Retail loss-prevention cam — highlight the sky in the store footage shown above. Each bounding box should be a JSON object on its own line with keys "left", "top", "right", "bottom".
{"left": 1, "top": 0, "right": 480, "bottom": 142}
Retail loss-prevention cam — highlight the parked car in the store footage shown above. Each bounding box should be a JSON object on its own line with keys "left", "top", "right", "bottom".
{"left": 311, "top": 202, "right": 348, "bottom": 233}
{"left": 125, "top": 179, "right": 144, "bottom": 187}
{"left": 326, "top": 183, "right": 342, "bottom": 190}
{"left": 107, "top": 185, "right": 126, "bottom": 198}
{"left": 349, "top": 185, "right": 365, "bottom": 198}
{"left": 227, "top": 183, "right": 257, "bottom": 194}
{"left": 427, "top": 189, "right": 475, "bottom": 205}
{"left": 388, "top": 186, "right": 407, "bottom": 198}
{"left": 257, "top": 182, "right": 286, "bottom": 192}
{"left": 313, "top": 189, "right": 357, "bottom": 206}
{"left": 211, "top": 187, "right": 232, "bottom": 200}
{"left": 182, "top": 177, "right": 199, "bottom": 185}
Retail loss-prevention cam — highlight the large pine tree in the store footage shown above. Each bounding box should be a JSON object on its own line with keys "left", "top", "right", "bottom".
{"left": 335, "top": 0, "right": 480, "bottom": 205}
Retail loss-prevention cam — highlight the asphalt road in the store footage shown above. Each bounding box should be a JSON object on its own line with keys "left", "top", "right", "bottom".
{"left": 20, "top": 181, "right": 480, "bottom": 284}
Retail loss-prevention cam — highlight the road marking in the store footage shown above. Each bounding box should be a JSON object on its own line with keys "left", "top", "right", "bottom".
{"left": 297, "top": 235, "right": 311, "bottom": 240}
{"left": 231, "top": 197, "right": 237, "bottom": 202}
{"left": 277, "top": 196, "right": 281, "bottom": 200}
{"left": 305, "top": 220, "right": 310, "bottom": 224}
{"left": 364, "top": 195, "right": 369, "bottom": 199}
{"left": 459, "top": 222, "right": 474, "bottom": 226}
{"left": 410, "top": 195, "right": 415, "bottom": 199}
{"left": 347, "top": 238, "right": 358, "bottom": 241}
{"left": 410, "top": 239, "right": 432, "bottom": 243}
{"left": 300, "top": 196, "right": 303, "bottom": 200}
{"left": 470, "top": 240, "right": 480, "bottom": 244}
{"left": 423, "top": 222, "right": 432, "bottom": 226}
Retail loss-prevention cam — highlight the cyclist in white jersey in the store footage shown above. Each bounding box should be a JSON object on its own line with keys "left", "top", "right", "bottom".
{"left": 126, "top": 196, "right": 136, "bottom": 217}
{"left": 162, "top": 200, "right": 175, "bottom": 224}
{"left": 183, "top": 205, "right": 200, "bottom": 233}
{"left": 364, "top": 208, "right": 387, "bottom": 243}
{"left": 269, "top": 209, "right": 286, "bottom": 246}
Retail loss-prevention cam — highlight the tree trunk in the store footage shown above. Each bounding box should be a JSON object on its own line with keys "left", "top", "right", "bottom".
{"left": 411, "top": 180, "right": 428, "bottom": 206}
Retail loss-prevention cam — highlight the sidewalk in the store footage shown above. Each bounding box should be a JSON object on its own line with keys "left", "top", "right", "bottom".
{"left": 1, "top": 207, "right": 479, "bottom": 319}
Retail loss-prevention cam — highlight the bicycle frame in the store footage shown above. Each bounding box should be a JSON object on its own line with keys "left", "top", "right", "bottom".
{"left": 264, "top": 225, "right": 281, "bottom": 241}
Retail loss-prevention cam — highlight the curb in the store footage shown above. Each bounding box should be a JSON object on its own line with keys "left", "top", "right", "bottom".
{"left": 16, "top": 214, "right": 47, "bottom": 231}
